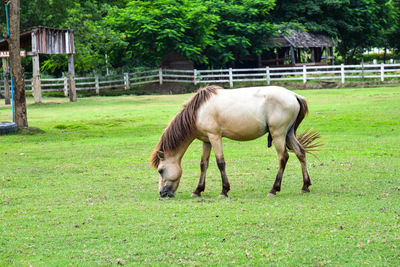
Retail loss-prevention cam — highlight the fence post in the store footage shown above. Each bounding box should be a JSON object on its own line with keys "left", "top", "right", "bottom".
{"left": 229, "top": 68, "right": 233, "bottom": 88}
{"left": 68, "top": 54, "right": 77, "bottom": 102}
{"left": 266, "top": 66, "right": 270, "bottom": 85}
{"left": 32, "top": 54, "right": 42, "bottom": 103}
{"left": 303, "top": 65, "right": 307, "bottom": 84}
{"left": 124, "top": 73, "right": 130, "bottom": 90}
{"left": 95, "top": 76, "right": 100, "bottom": 95}
{"left": 159, "top": 68, "right": 163, "bottom": 85}
{"left": 341, "top": 64, "right": 345, "bottom": 84}
{"left": 63, "top": 75, "right": 68, "bottom": 96}
{"left": 361, "top": 60, "right": 365, "bottom": 82}
{"left": 194, "top": 69, "right": 198, "bottom": 85}
{"left": 380, "top": 63, "right": 384, "bottom": 82}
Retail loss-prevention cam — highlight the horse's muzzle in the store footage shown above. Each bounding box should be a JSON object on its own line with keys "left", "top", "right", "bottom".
{"left": 160, "top": 187, "right": 175, "bottom": 198}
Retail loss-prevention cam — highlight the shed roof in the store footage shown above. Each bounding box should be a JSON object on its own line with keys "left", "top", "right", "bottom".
{"left": 0, "top": 26, "right": 74, "bottom": 54}
{"left": 271, "top": 30, "right": 334, "bottom": 48}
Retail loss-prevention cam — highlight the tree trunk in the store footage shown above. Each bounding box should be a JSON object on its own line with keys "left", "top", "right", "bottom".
{"left": 2, "top": 58, "right": 11, "bottom": 105}
{"left": 8, "top": 0, "right": 28, "bottom": 128}
{"left": 348, "top": 47, "right": 358, "bottom": 64}
{"left": 383, "top": 48, "right": 387, "bottom": 64}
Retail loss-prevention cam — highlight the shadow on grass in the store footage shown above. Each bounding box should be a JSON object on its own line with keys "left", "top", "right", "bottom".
{"left": 18, "top": 127, "right": 46, "bottom": 135}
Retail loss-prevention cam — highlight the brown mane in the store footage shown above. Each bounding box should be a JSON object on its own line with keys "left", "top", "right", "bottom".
{"left": 151, "top": 86, "right": 221, "bottom": 168}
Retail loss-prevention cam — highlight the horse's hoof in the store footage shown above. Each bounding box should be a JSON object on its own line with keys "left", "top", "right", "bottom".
{"left": 267, "top": 192, "right": 276, "bottom": 197}
{"left": 218, "top": 194, "right": 228, "bottom": 199}
{"left": 301, "top": 189, "right": 310, "bottom": 194}
{"left": 191, "top": 192, "right": 201, "bottom": 197}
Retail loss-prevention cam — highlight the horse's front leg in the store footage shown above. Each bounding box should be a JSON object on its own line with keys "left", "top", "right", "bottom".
{"left": 191, "top": 142, "right": 211, "bottom": 197}
{"left": 208, "top": 134, "right": 230, "bottom": 198}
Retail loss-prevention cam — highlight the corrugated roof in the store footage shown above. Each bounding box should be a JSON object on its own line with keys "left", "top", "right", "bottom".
{"left": 0, "top": 26, "right": 74, "bottom": 54}
{"left": 270, "top": 30, "right": 334, "bottom": 48}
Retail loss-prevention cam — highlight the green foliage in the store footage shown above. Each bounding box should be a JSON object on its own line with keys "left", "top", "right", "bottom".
{"left": 19, "top": 0, "right": 75, "bottom": 28}
{"left": 361, "top": 51, "right": 400, "bottom": 63}
{"left": 105, "top": 0, "right": 276, "bottom": 68}
{"left": 271, "top": 0, "right": 399, "bottom": 63}
{"left": 202, "top": 0, "right": 276, "bottom": 67}
{"left": 1, "top": 0, "right": 399, "bottom": 74}
{"left": 106, "top": 0, "right": 217, "bottom": 66}
{"left": 1, "top": 86, "right": 400, "bottom": 265}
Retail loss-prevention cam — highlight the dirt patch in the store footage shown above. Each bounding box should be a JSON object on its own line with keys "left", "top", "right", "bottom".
{"left": 133, "top": 83, "right": 199, "bottom": 95}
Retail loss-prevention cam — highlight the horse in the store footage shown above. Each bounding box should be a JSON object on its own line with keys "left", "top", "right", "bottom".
{"left": 151, "top": 85, "right": 321, "bottom": 198}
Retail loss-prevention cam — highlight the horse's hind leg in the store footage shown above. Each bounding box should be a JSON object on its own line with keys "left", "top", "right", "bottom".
{"left": 208, "top": 134, "right": 230, "bottom": 198}
{"left": 286, "top": 131, "right": 312, "bottom": 193}
{"left": 268, "top": 135, "right": 289, "bottom": 196}
{"left": 192, "top": 142, "right": 211, "bottom": 197}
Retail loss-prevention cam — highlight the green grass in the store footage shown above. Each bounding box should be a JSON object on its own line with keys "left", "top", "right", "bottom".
{"left": 1, "top": 86, "right": 399, "bottom": 266}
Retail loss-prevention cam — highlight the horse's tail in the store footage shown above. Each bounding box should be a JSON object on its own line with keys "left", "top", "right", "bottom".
{"left": 288, "top": 95, "right": 323, "bottom": 153}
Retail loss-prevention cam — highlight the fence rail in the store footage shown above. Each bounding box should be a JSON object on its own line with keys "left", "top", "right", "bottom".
{"left": 1, "top": 63, "right": 400, "bottom": 97}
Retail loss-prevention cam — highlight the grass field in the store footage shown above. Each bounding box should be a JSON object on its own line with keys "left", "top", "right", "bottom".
{"left": 1, "top": 85, "right": 399, "bottom": 266}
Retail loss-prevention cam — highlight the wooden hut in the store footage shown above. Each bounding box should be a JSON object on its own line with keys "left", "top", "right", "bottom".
{"left": 0, "top": 26, "right": 76, "bottom": 103}
{"left": 160, "top": 52, "right": 194, "bottom": 70}
{"left": 264, "top": 30, "right": 335, "bottom": 67}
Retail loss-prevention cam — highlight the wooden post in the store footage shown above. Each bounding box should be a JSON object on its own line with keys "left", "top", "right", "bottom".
{"left": 380, "top": 63, "right": 385, "bottom": 82}
{"left": 290, "top": 46, "right": 296, "bottom": 66}
{"left": 193, "top": 69, "right": 198, "bottom": 85}
{"left": 303, "top": 65, "right": 307, "bottom": 84}
{"left": 330, "top": 47, "right": 334, "bottom": 65}
{"left": 95, "top": 76, "right": 100, "bottom": 95}
{"left": 63, "top": 75, "right": 68, "bottom": 96}
{"left": 68, "top": 54, "right": 77, "bottom": 102}
{"left": 341, "top": 64, "right": 345, "bottom": 84}
{"left": 124, "top": 73, "right": 130, "bottom": 90}
{"left": 311, "top": 48, "right": 316, "bottom": 63}
{"left": 32, "top": 54, "right": 41, "bottom": 103}
{"left": 361, "top": 59, "right": 365, "bottom": 82}
{"left": 229, "top": 68, "right": 233, "bottom": 88}
{"left": 266, "top": 66, "right": 270, "bottom": 85}
{"left": 159, "top": 68, "right": 163, "bottom": 85}
{"left": 2, "top": 58, "right": 10, "bottom": 105}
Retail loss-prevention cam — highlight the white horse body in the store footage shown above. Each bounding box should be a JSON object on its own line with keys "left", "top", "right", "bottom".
{"left": 196, "top": 86, "right": 301, "bottom": 142}
{"left": 152, "top": 85, "right": 320, "bottom": 198}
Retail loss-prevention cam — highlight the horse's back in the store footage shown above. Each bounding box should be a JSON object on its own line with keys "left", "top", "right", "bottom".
{"left": 196, "top": 86, "right": 301, "bottom": 141}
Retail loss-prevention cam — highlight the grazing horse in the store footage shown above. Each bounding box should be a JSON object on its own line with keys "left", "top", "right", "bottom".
{"left": 151, "top": 86, "right": 321, "bottom": 198}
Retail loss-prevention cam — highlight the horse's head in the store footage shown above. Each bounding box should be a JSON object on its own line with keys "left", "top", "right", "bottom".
{"left": 156, "top": 151, "right": 182, "bottom": 198}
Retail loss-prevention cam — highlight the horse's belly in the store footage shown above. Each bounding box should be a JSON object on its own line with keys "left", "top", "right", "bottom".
{"left": 220, "top": 120, "right": 266, "bottom": 141}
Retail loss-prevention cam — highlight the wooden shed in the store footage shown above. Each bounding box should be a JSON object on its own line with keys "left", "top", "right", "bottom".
{"left": 264, "top": 30, "right": 335, "bottom": 67}
{"left": 160, "top": 52, "right": 194, "bottom": 70}
{"left": 0, "top": 26, "right": 76, "bottom": 103}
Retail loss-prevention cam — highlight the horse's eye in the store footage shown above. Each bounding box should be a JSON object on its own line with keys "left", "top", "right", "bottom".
{"left": 158, "top": 169, "right": 164, "bottom": 175}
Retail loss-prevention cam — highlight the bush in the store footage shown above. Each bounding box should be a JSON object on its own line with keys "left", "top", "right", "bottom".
{"left": 360, "top": 51, "right": 400, "bottom": 64}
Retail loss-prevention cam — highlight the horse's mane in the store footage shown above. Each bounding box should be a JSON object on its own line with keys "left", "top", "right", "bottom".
{"left": 151, "top": 86, "right": 221, "bottom": 168}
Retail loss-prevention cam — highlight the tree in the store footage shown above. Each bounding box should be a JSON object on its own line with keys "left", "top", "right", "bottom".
{"left": 8, "top": 0, "right": 28, "bottom": 127}
{"left": 386, "top": 0, "right": 400, "bottom": 51}
{"left": 202, "top": 0, "right": 276, "bottom": 68}
{"left": 104, "top": 0, "right": 276, "bottom": 68}
{"left": 39, "top": 1, "right": 130, "bottom": 74}
{"left": 271, "top": 0, "right": 398, "bottom": 63}
{"left": 105, "top": 0, "right": 216, "bottom": 67}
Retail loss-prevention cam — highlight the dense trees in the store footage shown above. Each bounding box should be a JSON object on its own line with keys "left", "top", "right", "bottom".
{"left": 1, "top": 0, "right": 399, "bottom": 74}
{"left": 106, "top": 0, "right": 276, "bottom": 68}
{"left": 272, "top": 0, "right": 399, "bottom": 63}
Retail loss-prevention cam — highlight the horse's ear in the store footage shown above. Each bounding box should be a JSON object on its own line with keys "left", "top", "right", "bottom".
{"left": 157, "top": 151, "right": 165, "bottom": 160}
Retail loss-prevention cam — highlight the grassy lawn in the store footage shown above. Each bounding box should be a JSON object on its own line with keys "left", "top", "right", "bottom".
{"left": 1, "top": 85, "right": 399, "bottom": 266}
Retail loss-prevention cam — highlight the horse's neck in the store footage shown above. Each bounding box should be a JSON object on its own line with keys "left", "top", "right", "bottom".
{"left": 170, "top": 137, "right": 195, "bottom": 163}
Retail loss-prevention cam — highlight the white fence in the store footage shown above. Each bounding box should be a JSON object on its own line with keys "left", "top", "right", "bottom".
{"left": 1, "top": 64, "right": 400, "bottom": 95}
